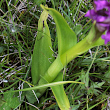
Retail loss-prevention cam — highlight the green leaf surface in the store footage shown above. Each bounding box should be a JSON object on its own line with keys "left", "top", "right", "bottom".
{"left": 4, "top": 90, "right": 14, "bottom": 101}
{"left": 9, "top": 97, "right": 20, "bottom": 108}
{"left": 41, "top": 5, "right": 77, "bottom": 56}
{"left": 51, "top": 72, "right": 70, "bottom": 110}
{"left": 31, "top": 9, "right": 54, "bottom": 85}
{"left": 26, "top": 90, "right": 37, "bottom": 104}
{"left": 0, "top": 89, "right": 20, "bottom": 109}
{"left": 0, "top": 103, "right": 11, "bottom": 110}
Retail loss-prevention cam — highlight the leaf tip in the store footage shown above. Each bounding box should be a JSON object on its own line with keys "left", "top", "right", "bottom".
{"left": 40, "top": 4, "right": 49, "bottom": 10}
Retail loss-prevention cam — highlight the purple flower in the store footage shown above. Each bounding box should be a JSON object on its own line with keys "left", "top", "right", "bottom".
{"left": 85, "top": 0, "right": 110, "bottom": 44}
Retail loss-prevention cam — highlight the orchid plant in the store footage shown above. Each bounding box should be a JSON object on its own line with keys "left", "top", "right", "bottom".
{"left": 31, "top": 0, "right": 110, "bottom": 109}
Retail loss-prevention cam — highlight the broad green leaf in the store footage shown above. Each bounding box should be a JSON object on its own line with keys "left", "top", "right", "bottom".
{"left": 40, "top": 5, "right": 77, "bottom": 56}
{"left": 26, "top": 91, "right": 38, "bottom": 104}
{"left": 1, "top": 103, "right": 11, "bottom": 110}
{"left": 1, "top": 89, "right": 20, "bottom": 109}
{"left": 23, "top": 83, "right": 38, "bottom": 104}
{"left": 31, "top": 9, "right": 54, "bottom": 85}
{"left": 4, "top": 89, "right": 14, "bottom": 101}
{"left": 9, "top": 97, "right": 20, "bottom": 108}
{"left": 51, "top": 72, "right": 70, "bottom": 110}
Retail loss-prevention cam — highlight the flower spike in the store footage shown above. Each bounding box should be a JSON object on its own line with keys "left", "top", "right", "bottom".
{"left": 85, "top": 0, "right": 110, "bottom": 44}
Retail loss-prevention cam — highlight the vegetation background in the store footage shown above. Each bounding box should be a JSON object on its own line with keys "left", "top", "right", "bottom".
{"left": 0, "top": 0, "right": 110, "bottom": 109}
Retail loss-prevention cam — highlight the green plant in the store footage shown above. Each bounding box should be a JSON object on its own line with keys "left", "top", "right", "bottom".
{"left": 31, "top": 4, "right": 106, "bottom": 110}
{"left": 1, "top": 0, "right": 110, "bottom": 110}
